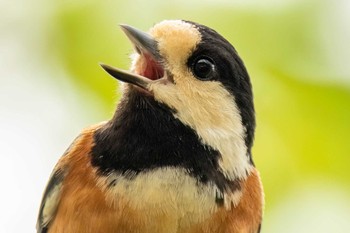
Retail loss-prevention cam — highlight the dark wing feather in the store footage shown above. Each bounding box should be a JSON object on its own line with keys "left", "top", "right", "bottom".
{"left": 257, "top": 223, "right": 262, "bottom": 233}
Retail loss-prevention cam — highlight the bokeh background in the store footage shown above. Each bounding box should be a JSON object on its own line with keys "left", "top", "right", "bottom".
{"left": 1, "top": 0, "right": 350, "bottom": 232}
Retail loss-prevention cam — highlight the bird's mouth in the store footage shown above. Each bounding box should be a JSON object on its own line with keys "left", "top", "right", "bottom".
{"left": 100, "top": 24, "right": 166, "bottom": 90}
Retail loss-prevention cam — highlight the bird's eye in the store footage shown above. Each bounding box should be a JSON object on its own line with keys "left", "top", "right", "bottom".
{"left": 192, "top": 57, "right": 216, "bottom": 80}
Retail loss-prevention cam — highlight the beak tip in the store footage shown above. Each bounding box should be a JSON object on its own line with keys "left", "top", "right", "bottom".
{"left": 119, "top": 24, "right": 133, "bottom": 34}
{"left": 99, "top": 63, "right": 115, "bottom": 77}
{"left": 99, "top": 63, "right": 108, "bottom": 71}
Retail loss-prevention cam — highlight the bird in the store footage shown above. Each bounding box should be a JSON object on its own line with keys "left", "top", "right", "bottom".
{"left": 37, "top": 20, "right": 263, "bottom": 233}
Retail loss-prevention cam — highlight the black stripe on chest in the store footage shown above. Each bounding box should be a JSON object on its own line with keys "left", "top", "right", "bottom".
{"left": 91, "top": 89, "right": 239, "bottom": 193}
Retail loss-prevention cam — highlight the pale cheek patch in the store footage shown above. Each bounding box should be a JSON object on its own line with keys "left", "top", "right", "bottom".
{"left": 148, "top": 22, "right": 252, "bottom": 180}
{"left": 149, "top": 78, "right": 253, "bottom": 181}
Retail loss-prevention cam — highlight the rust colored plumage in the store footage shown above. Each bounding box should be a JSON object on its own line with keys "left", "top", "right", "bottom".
{"left": 47, "top": 124, "right": 262, "bottom": 233}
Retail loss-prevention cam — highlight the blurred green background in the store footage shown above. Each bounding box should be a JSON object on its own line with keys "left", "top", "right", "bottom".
{"left": 1, "top": 0, "right": 350, "bottom": 232}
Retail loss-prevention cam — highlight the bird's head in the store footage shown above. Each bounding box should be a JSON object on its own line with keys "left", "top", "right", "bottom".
{"left": 101, "top": 20, "right": 255, "bottom": 180}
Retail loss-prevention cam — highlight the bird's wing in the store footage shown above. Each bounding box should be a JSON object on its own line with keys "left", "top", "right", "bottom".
{"left": 36, "top": 135, "right": 81, "bottom": 233}
{"left": 36, "top": 168, "right": 66, "bottom": 233}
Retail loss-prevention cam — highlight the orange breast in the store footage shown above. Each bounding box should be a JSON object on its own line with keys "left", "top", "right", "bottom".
{"left": 48, "top": 126, "right": 263, "bottom": 233}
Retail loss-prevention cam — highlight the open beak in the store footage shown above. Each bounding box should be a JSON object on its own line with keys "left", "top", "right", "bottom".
{"left": 100, "top": 24, "right": 163, "bottom": 90}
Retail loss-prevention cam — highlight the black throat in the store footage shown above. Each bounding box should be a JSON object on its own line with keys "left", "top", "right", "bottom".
{"left": 91, "top": 88, "right": 239, "bottom": 193}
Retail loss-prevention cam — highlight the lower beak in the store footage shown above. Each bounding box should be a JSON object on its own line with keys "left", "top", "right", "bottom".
{"left": 100, "top": 24, "right": 161, "bottom": 90}
{"left": 100, "top": 63, "right": 152, "bottom": 89}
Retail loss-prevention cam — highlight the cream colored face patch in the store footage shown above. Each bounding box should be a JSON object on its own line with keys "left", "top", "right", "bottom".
{"left": 138, "top": 20, "right": 252, "bottom": 180}
{"left": 149, "top": 78, "right": 252, "bottom": 180}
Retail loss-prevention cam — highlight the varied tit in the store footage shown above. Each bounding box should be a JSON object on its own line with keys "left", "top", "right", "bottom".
{"left": 37, "top": 20, "right": 263, "bottom": 233}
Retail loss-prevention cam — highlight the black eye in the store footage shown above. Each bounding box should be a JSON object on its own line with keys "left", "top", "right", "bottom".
{"left": 192, "top": 57, "right": 216, "bottom": 80}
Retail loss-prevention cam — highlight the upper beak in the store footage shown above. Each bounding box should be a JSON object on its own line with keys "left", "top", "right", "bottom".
{"left": 120, "top": 24, "right": 161, "bottom": 60}
{"left": 100, "top": 24, "right": 161, "bottom": 90}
